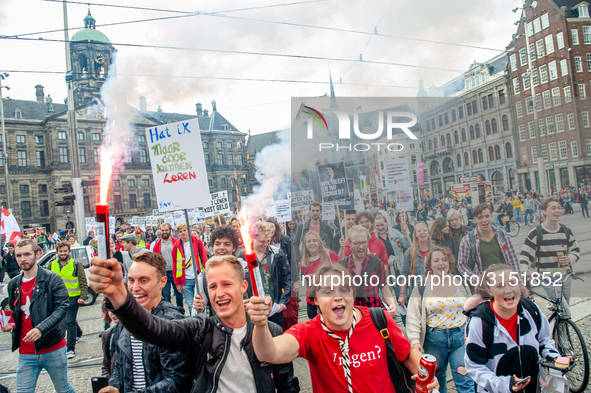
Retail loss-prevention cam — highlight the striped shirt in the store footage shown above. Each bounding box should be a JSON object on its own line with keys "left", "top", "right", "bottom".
{"left": 130, "top": 335, "right": 146, "bottom": 390}
{"left": 519, "top": 223, "right": 580, "bottom": 274}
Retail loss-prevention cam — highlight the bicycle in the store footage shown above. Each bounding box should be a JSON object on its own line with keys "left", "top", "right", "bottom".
{"left": 492, "top": 213, "right": 520, "bottom": 237}
{"left": 527, "top": 210, "right": 544, "bottom": 228}
{"left": 527, "top": 271, "right": 589, "bottom": 393}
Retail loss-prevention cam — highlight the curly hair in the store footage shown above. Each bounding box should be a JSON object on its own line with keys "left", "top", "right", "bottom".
{"left": 249, "top": 221, "right": 275, "bottom": 241}
{"left": 425, "top": 246, "right": 456, "bottom": 275}
{"left": 210, "top": 225, "right": 241, "bottom": 251}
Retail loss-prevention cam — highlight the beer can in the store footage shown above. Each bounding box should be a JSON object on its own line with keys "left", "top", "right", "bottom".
{"left": 557, "top": 251, "right": 564, "bottom": 264}
{"left": 415, "top": 354, "right": 437, "bottom": 393}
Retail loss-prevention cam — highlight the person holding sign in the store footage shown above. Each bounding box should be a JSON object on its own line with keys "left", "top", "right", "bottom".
{"left": 172, "top": 223, "right": 209, "bottom": 312}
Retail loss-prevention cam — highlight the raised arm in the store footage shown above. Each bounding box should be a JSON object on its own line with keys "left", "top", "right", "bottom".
{"left": 247, "top": 296, "right": 300, "bottom": 364}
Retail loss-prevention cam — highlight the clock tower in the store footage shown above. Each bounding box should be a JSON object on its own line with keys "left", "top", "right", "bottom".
{"left": 70, "top": 9, "right": 115, "bottom": 107}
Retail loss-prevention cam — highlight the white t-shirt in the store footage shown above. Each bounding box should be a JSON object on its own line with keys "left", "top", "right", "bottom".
{"left": 217, "top": 323, "right": 256, "bottom": 393}
{"left": 183, "top": 241, "right": 195, "bottom": 280}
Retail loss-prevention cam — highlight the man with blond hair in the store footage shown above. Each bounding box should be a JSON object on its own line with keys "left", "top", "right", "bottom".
{"left": 172, "top": 222, "right": 208, "bottom": 311}
{"left": 89, "top": 254, "right": 300, "bottom": 393}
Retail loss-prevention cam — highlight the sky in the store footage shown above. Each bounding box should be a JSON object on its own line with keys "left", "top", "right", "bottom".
{"left": 0, "top": 0, "right": 524, "bottom": 135}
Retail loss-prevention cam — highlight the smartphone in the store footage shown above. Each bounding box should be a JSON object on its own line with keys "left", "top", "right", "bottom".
{"left": 513, "top": 376, "right": 531, "bottom": 388}
{"left": 91, "top": 376, "right": 109, "bottom": 393}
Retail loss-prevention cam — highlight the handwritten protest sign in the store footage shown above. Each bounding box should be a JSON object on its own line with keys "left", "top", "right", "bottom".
{"left": 203, "top": 191, "right": 231, "bottom": 216}
{"left": 146, "top": 118, "right": 210, "bottom": 212}
{"left": 291, "top": 190, "right": 314, "bottom": 214}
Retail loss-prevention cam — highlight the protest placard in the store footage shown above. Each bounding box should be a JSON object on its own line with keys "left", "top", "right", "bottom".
{"left": 264, "top": 198, "right": 277, "bottom": 218}
{"left": 146, "top": 118, "right": 210, "bottom": 212}
{"left": 385, "top": 158, "right": 411, "bottom": 192}
{"left": 203, "top": 191, "right": 231, "bottom": 216}
{"left": 395, "top": 188, "right": 414, "bottom": 212}
{"left": 291, "top": 190, "right": 314, "bottom": 213}
{"left": 321, "top": 202, "right": 335, "bottom": 221}
{"left": 275, "top": 200, "right": 292, "bottom": 222}
{"left": 317, "top": 162, "right": 348, "bottom": 202}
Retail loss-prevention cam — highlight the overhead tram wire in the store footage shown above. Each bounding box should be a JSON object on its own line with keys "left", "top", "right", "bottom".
{"left": 41, "top": 0, "right": 511, "bottom": 54}
{"left": 2, "top": 69, "right": 420, "bottom": 90}
{"left": 340, "top": 0, "right": 396, "bottom": 81}
{"left": 12, "top": 0, "right": 323, "bottom": 38}
{"left": 0, "top": 36, "right": 466, "bottom": 74}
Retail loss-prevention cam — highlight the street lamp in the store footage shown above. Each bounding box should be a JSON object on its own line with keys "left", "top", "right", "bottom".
{"left": 0, "top": 72, "right": 12, "bottom": 211}
{"left": 513, "top": 1, "right": 548, "bottom": 197}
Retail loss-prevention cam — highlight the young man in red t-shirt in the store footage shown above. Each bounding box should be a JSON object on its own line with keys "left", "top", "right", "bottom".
{"left": 247, "top": 264, "right": 439, "bottom": 393}
{"left": 1, "top": 239, "right": 74, "bottom": 392}
{"left": 340, "top": 211, "right": 388, "bottom": 266}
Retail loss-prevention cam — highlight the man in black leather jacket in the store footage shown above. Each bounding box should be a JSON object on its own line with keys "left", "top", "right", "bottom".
{"left": 102, "top": 252, "right": 191, "bottom": 393}
{"left": 89, "top": 253, "right": 299, "bottom": 393}
{"left": 2, "top": 239, "right": 75, "bottom": 393}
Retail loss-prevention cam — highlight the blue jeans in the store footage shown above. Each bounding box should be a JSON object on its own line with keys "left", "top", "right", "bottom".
{"left": 581, "top": 204, "right": 589, "bottom": 217}
{"left": 66, "top": 296, "right": 79, "bottom": 351}
{"left": 524, "top": 209, "right": 533, "bottom": 224}
{"left": 423, "top": 326, "right": 474, "bottom": 393}
{"left": 162, "top": 271, "right": 184, "bottom": 307}
{"left": 16, "top": 346, "right": 76, "bottom": 393}
{"left": 182, "top": 278, "right": 196, "bottom": 312}
{"left": 513, "top": 208, "right": 521, "bottom": 223}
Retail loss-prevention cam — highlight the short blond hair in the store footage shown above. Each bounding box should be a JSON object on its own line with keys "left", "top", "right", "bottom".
{"left": 347, "top": 225, "right": 370, "bottom": 242}
{"left": 307, "top": 264, "right": 354, "bottom": 303}
{"left": 175, "top": 222, "right": 187, "bottom": 232}
{"left": 204, "top": 255, "right": 245, "bottom": 282}
{"left": 249, "top": 221, "right": 275, "bottom": 241}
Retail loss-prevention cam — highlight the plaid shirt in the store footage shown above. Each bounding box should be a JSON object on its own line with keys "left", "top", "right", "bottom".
{"left": 457, "top": 225, "right": 523, "bottom": 284}
{"left": 342, "top": 254, "right": 386, "bottom": 308}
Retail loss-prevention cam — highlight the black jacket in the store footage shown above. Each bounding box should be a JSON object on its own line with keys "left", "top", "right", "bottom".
{"left": 292, "top": 219, "right": 334, "bottom": 279}
{"left": 101, "top": 323, "right": 121, "bottom": 379}
{"left": 106, "top": 291, "right": 300, "bottom": 393}
{"left": 3, "top": 252, "right": 18, "bottom": 272}
{"left": 109, "top": 299, "right": 191, "bottom": 393}
{"left": 7, "top": 267, "right": 69, "bottom": 352}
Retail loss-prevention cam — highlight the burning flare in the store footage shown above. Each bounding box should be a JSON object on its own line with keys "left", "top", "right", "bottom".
{"left": 99, "top": 147, "right": 114, "bottom": 205}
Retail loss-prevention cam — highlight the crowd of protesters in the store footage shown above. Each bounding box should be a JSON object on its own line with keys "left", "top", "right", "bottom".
{"left": 0, "top": 187, "right": 584, "bottom": 393}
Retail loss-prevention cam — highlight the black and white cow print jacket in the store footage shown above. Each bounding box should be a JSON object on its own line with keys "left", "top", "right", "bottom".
{"left": 464, "top": 299, "right": 560, "bottom": 393}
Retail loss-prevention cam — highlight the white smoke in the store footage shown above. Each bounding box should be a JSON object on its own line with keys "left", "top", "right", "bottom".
{"left": 240, "top": 129, "right": 291, "bottom": 217}
{"left": 91, "top": 54, "right": 140, "bottom": 201}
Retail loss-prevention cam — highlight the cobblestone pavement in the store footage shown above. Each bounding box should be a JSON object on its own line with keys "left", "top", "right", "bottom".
{"left": 1, "top": 209, "right": 591, "bottom": 392}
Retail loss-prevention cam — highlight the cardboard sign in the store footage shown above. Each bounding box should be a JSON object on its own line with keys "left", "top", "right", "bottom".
{"left": 318, "top": 162, "right": 349, "bottom": 202}
{"left": 264, "top": 198, "right": 277, "bottom": 218}
{"left": 109, "top": 217, "right": 116, "bottom": 233}
{"left": 146, "top": 216, "right": 158, "bottom": 227}
{"left": 291, "top": 190, "right": 314, "bottom": 214}
{"left": 395, "top": 188, "right": 414, "bottom": 212}
{"left": 153, "top": 209, "right": 165, "bottom": 216}
{"left": 321, "top": 202, "right": 335, "bottom": 221}
{"left": 173, "top": 211, "right": 186, "bottom": 225}
{"left": 354, "top": 189, "right": 364, "bottom": 212}
{"left": 275, "top": 200, "right": 292, "bottom": 222}
{"left": 146, "top": 118, "right": 210, "bottom": 212}
{"left": 203, "top": 191, "right": 231, "bottom": 216}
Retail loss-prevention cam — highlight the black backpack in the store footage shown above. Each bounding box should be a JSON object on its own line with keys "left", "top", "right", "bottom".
{"left": 369, "top": 308, "right": 415, "bottom": 393}
{"left": 479, "top": 297, "right": 542, "bottom": 355}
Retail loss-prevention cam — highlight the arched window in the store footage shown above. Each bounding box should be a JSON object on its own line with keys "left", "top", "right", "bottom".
{"left": 485, "top": 120, "right": 492, "bottom": 135}
{"left": 505, "top": 142, "right": 513, "bottom": 158}
{"left": 79, "top": 54, "right": 88, "bottom": 73}
{"left": 431, "top": 160, "right": 441, "bottom": 175}
{"left": 443, "top": 157, "right": 454, "bottom": 173}
{"left": 470, "top": 125, "right": 475, "bottom": 139}
{"left": 441, "top": 135, "right": 445, "bottom": 147}
{"left": 492, "top": 118, "right": 498, "bottom": 133}
{"left": 475, "top": 123, "right": 481, "bottom": 138}
{"left": 464, "top": 152, "right": 470, "bottom": 165}
{"left": 495, "top": 144, "right": 501, "bottom": 160}
{"left": 472, "top": 150, "right": 478, "bottom": 164}
{"left": 478, "top": 148, "right": 484, "bottom": 163}
{"left": 433, "top": 138, "right": 438, "bottom": 149}
{"left": 461, "top": 128, "right": 467, "bottom": 142}
{"left": 446, "top": 133, "right": 451, "bottom": 146}
{"left": 428, "top": 140, "right": 432, "bottom": 150}
{"left": 502, "top": 114, "right": 509, "bottom": 131}
{"left": 488, "top": 146, "right": 494, "bottom": 161}
{"left": 457, "top": 153, "right": 462, "bottom": 167}
{"left": 454, "top": 130, "right": 459, "bottom": 144}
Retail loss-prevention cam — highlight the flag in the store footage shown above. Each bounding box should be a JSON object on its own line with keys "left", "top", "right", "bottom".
{"left": 1, "top": 207, "right": 21, "bottom": 245}
{"left": 375, "top": 171, "right": 383, "bottom": 189}
{"left": 360, "top": 176, "right": 367, "bottom": 192}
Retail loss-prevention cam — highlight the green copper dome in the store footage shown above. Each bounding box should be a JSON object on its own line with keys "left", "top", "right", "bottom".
{"left": 71, "top": 10, "right": 111, "bottom": 44}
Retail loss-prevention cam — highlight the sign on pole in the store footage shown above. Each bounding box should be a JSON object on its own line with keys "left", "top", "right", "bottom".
{"left": 203, "top": 191, "right": 231, "bottom": 216}
{"left": 264, "top": 198, "right": 277, "bottom": 218}
{"left": 275, "top": 200, "right": 292, "bottom": 222}
{"left": 146, "top": 118, "right": 210, "bottom": 212}
{"left": 291, "top": 190, "right": 314, "bottom": 214}
{"left": 385, "top": 158, "right": 411, "bottom": 192}
{"left": 416, "top": 162, "right": 424, "bottom": 186}
{"left": 321, "top": 202, "right": 335, "bottom": 221}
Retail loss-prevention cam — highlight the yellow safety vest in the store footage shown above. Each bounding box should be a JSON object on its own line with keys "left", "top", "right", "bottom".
{"left": 138, "top": 240, "right": 146, "bottom": 248}
{"left": 176, "top": 245, "right": 203, "bottom": 278}
{"left": 51, "top": 258, "right": 81, "bottom": 297}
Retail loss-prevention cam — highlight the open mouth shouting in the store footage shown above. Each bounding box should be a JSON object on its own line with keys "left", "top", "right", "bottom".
{"left": 502, "top": 296, "right": 516, "bottom": 306}
{"left": 332, "top": 305, "right": 346, "bottom": 318}
{"left": 217, "top": 299, "right": 232, "bottom": 312}
{"left": 133, "top": 292, "right": 149, "bottom": 304}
